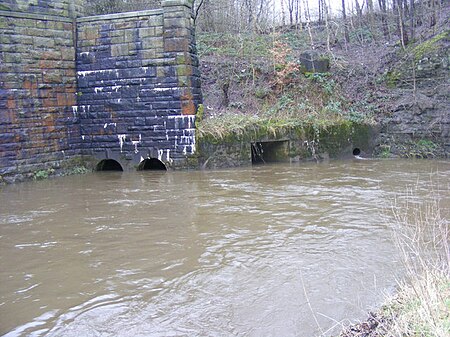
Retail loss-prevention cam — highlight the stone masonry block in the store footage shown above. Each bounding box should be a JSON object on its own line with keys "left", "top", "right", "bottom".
{"left": 111, "top": 35, "right": 125, "bottom": 44}
{"left": 163, "top": 18, "right": 189, "bottom": 29}
{"left": 142, "top": 36, "right": 164, "bottom": 50}
{"left": 139, "top": 27, "right": 157, "bottom": 38}
{"left": 164, "top": 27, "right": 191, "bottom": 38}
{"left": 147, "top": 15, "right": 163, "bottom": 27}
{"left": 111, "top": 44, "right": 129, "bottom": 57}
{"left": 164, "top": 38, "right": 189, "bottom": 52}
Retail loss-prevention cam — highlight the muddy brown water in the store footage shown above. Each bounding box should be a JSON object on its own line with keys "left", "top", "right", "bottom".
{"left": 1, "top": 160, "right": 449, "bottom": 337}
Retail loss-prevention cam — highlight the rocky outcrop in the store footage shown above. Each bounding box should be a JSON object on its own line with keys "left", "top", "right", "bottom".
{"left": 375, "top": 30, "right": 450, "bottom": 158}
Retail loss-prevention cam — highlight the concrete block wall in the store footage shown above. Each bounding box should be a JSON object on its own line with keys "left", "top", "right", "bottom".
{"left": 76, "top": 0, "right": 202, "bottom": 169}
{"left": 0, "top": 10, "right": 78, "bottom": 182}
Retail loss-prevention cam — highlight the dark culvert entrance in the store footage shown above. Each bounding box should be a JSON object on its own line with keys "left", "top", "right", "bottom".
{"left": 251, "top": 140, "right": 290, "bottom": 164}
{"left": 138, "top": 158, "right": 167, "bottom": 171}
{"left": 96, "top": 159, "right": 123, "bottom": 171}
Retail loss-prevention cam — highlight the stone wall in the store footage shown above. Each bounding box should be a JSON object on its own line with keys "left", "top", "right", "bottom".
{"left": 76, "top": 0, "right": 201, "bottom": 169}
{"left": 0, "top": 0, "right": 202, "bottom": 182}
{"left": 0, "top": 10, "right": 78, "bottom": 182}
{"left": 0, "top": 0, "right": 85, "bottom": 18}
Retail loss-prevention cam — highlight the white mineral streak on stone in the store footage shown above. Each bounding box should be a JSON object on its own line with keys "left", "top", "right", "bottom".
{"left": 104, "top": 123, "right": 117, "bottom": 129}
{"left": 80, "top": 52, "right": 90, "bottom": 56}
{"left": 153, "top": 88, "right": 174, "bottom": 92}
{"left": 166, "top": 149, "right": 172, "bottom": 163}
{"left": 72, "top": 106, "right": 78, "bottom": 116}
{"left": 95, "top": 87, "right": 103, "bottom": 93}
{"left": 158, "top": 149, "right": 164, "bottom": 161}
{"left": 131, "top": 134, "right": 142, "bottom": 154}
{"left": 77, "top": 70, "right": 108, "bottom": 77}
{"left": 167, "top": 115, "right": 197, "bottom": 154}
{"left": 112, "top": 86, "right": 121, "bottom": 92}
{"left": 81, "top": 135, "right": 85, "bottom": 140}
{"left": 140, "top": 156, "right": 144, "bottom": 162}
{"left": 79, "top": 105, "right": 90, "bottom": 113}
{"left": 118, "top": 134, "right": 126, "bottom": 152}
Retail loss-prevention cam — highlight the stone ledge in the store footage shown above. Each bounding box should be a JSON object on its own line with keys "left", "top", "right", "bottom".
{"left": 162, "top": 0, "right": 194, "bottom": 8}
{"left": 77, "top": 9, "right": 163, "bottom": 23}
{"left": 0, "top": 10, "right": 72, "bottom": 22}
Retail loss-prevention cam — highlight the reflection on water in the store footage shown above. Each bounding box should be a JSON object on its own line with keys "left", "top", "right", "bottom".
{"left": 1, "top": 160, "right": 449, "bottom": 337}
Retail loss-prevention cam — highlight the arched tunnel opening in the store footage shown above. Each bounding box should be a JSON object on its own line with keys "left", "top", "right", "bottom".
{"left": 251, "top": 140, "right": 290, "bottom": 164}
{"left": 96, "top": 159, "right": 123, "bottom": 171}
{"left": 138, "top": 158, "right": 167, "bottom": 171}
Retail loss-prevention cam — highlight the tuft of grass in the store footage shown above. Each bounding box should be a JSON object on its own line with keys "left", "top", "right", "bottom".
{"left": 337, "top": 187, "right": 449, "bottom": 337}
{"left": 386, "top": 188, "right": 449, "bottom": 337}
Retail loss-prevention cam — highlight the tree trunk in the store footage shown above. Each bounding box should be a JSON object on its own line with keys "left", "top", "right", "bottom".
{"left": 341, "top": 0, "right": 350, "bottom": 43}
{"left": 303, "top": 0, "right": 314, "bottom": 48}
{"left": 409, "top": 0, "right": 415, "bottom": 40}
{"left": 378, "top": 0, "right": 389, "bottom": 38}
{"left": 397, "top": 0, "right": 409, "bottom": 48}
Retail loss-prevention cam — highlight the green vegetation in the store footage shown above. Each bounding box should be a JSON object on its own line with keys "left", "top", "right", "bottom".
{"left": 379, "top": 145, "right": 392, "bottom": 158}
{"left": 380, "top": 272, "right": 449, "bottom": 337}
{"left": 197, "top": 32, "right": 272, "bottom": 58}
{"left": 60, "top": 156, "right": 94, "bottom": 176}
{"left": 407, "top": 139, "right": 439, "bottom": 158}
{"left": 63, "top": 166, "right": 90, "bottom": 176}
{"left": 33, "top": 168, "right": 54, "bottom": 181}
{"left": 197, "top": 31, "right": 375, "bottom": 148}
{"left": 385, "top": 69, "right": 402, "bottom": 88}
{"left": 410, "top": 30, "right": 449, "bottom": 61}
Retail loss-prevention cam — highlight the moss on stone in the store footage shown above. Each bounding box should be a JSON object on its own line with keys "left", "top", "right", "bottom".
{"left": 198, "top": 118, "right": 372, "bottom": 163}
{"left": 411, "top": 30, "right": 449, "bottom": 61}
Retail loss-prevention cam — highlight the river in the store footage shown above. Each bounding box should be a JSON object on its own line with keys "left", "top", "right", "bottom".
{"left": 1, "top": 159, "right": 449, "bottom": 337}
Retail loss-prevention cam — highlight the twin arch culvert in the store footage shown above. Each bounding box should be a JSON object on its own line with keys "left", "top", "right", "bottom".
{"left": 95, "top": 158, "right": 167, "bottom": 172}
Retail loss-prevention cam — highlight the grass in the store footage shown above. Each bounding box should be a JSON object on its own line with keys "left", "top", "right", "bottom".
{"left": 197, "top": 76, "right": 374, "bottom": 143}
{"left": 386, "top": 188, "right": 450, "bottom": 337}
{"left": 197, "top": 32, "right": 272, "bottom": 58}
{"left": 338, "top": 187, "right": 450, "bottom": 337}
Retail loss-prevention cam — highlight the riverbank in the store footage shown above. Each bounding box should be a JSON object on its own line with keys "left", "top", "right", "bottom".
{"left": 196, "top": 5, "right": 450, "bottom": 160}
{"left": 338, "top": 270, "right": 449, "bottom": 337}
{"left": 337, "top": 192, "right": 450, "bottom": 337}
